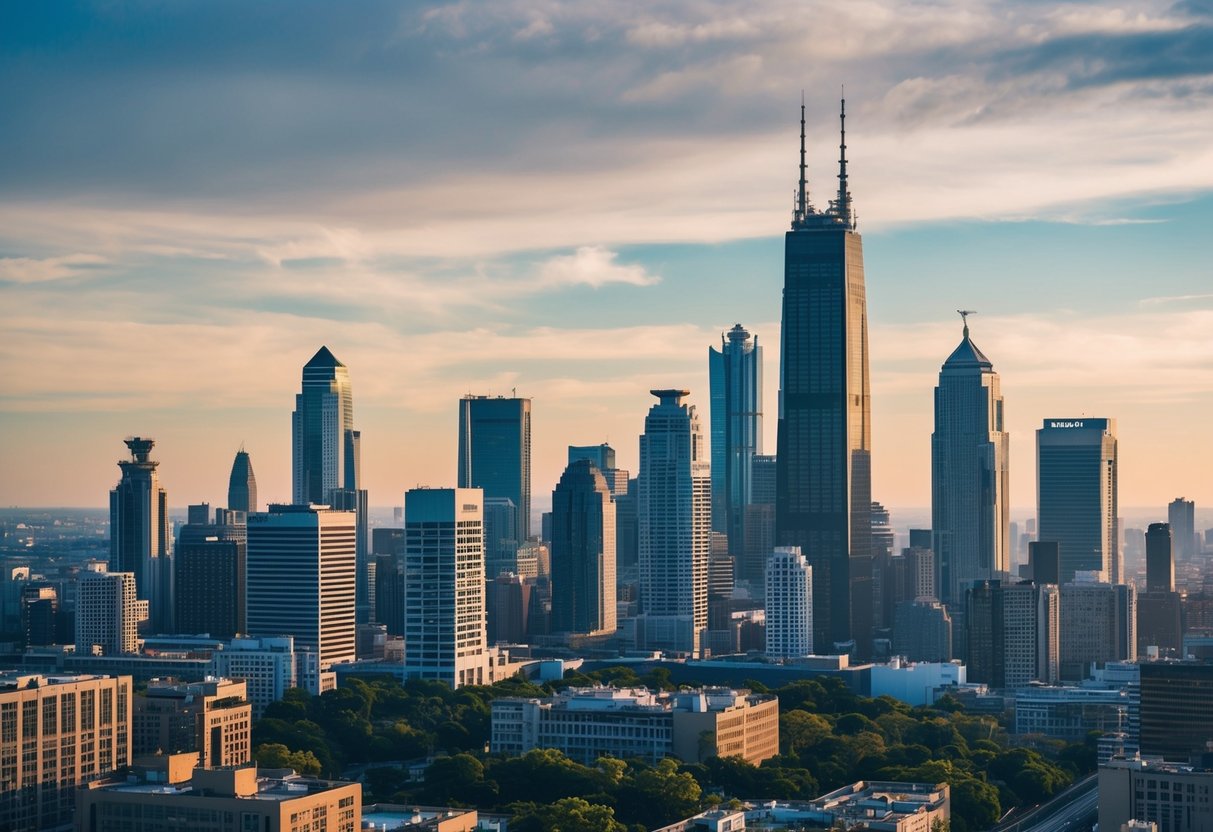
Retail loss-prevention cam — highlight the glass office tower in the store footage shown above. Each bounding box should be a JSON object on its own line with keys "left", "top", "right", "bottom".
{"left": 458, "top": 395, "right": 532, "bottom": 542}
{"left": 1037, "top": 418, "right": 1119, "bottom": 583}
{"left": 775, "top": 99, "right": 873, "bottom": 655}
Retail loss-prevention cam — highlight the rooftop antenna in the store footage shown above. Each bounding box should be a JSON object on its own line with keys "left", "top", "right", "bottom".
{"left": 795, "top": 91, "right": 808, "bottom": 226}
{"left": 957, "top": 309, "right": 977, "bottom": 339}
{"left": 837, "top": 88, "right": 851, "bottom": 227}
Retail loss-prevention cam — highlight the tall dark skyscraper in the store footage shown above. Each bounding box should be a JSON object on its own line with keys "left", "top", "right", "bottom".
{"left": 109, "top": 437, "right": 173, "bottom": 633}
{"left": 227, "top": 447, "right": 258, "bottom": 514}
{"left": 1145, "top": 522, "right": 1174, "bottom": 593}
{"left": 709, "top": 323, "right": 764, "bottom": 565}
{"left": 550, "top": 459, "right": 616, "bottom": 637}
{"left": 931, "top": 313, "right": 1010, "bottom": 605}
{"left": 291, "top": 346, "right": 370, "bottom": 622}
{"left": 175, "top": 506, "right": 246, "bottom": 639}
{"left": 1037, "top": 418, "right": 1118, "bottom": 583}
{"left": 775, "top": 99, "right": 872, "bottom": 655}
{"left": 458, "top": 395, "right": 532, "bottom": 542}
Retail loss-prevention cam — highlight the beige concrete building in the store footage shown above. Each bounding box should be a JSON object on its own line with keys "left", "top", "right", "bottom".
{"left": 0, "top": 671, "right": 132, "bottom": 831}
{"left": 78, "top": 755, "right": 361, "bottom": 832}
{"left": 133, "top": 677, "right": 251, "bottom": 767}
{"left": 75, "top": 568, "right": 147, "bottom": 656}
{"left": 492, "top": 686, "right": 778, "bottom": 766}
{"left": 1100, "top": 755, "right": 1213, "bottom": 832}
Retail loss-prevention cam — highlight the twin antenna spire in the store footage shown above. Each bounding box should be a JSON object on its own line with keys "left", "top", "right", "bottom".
{"left": 793, "top": 92, "right": 853, "bottom": 230}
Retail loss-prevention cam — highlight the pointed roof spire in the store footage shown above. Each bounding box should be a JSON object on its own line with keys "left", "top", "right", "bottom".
{"left": 305, "top": 345, "right": 344, "bottom": 368}
{"left": 793, "top": 91, "right": 810, "bottom": 228}
{"left": 836, "top": 91, "right": 852, "bottom": 228}
{"left": 958, "top": 309, "right": 976, "bottom": 339}
{"left": 944, "top": 310, "right": 993, "bottom": 370}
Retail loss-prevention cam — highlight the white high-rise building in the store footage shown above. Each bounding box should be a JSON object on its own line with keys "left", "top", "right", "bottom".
{"left": 931, "top": 314, "right": 1010, "bottom": 605}
{"left": 75, "top": 567, "right": 147, "bottom": 656}
{"left": 765, "top": 547, "right": 813, "bottom": 659}
{"left": 246, "top": 505, "right": 356, "bottom": 672}
{"left": 636, "top": 389, "right": 710, "bottom": 656}
{"left": 403, "top": 488, "right": 487, "bottom": 688}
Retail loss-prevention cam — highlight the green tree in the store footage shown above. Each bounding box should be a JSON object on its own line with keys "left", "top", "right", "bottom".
{"left": 781, "top": 710, "right": 832, "bottom": 755}
{"left": 253, "top": 743, "right": 322, "bottom": 775}
{"left": 510, "top": 797, "right": 627, "bottom": 832}
{"left": 418, "top": 753, "right": 492, "bottom": 807}
{"left": 615, "top": 758, "right": 703, "bottom": 828}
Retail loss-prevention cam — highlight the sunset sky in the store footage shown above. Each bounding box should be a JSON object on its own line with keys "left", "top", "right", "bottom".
{"left": 2, "top": 1, "right": 1212, "bottom": 514}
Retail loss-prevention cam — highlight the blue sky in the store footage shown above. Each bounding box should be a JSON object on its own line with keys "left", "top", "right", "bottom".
{"left": 2, "top": 0, "right": 1212, "bottom": 512}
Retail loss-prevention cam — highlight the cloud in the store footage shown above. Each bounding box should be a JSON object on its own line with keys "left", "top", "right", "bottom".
{"left": 1138, "top": 292, "right": 1213, "bottom": 305}
{"left": 0, "top": 254, "right": 107, "bottom": 284}
{"left": 535, "top": 246, "right": 659, "bottom": 288}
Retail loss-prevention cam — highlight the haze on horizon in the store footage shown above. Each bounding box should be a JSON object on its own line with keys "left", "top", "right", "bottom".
{"left": 2, "top": 1, "right": 1212, "bottom": 513}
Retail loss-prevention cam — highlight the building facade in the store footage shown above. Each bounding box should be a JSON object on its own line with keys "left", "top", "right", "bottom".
{"left": 765, "top": 547, "right": 813, "bottom": 659}
{"left": 1037, "top": 418, "right": 1119, "bottom": 583}
{"left": 550, "top": 460, "right": 617, "bottom": 637}
{"left": 1058, "top": 578, "right": 1136, "bottom": 680}
{"left": 491, "top": 686, "right": 778, "bottom": 766}
{"left": 1168, "top": 497, "right": 1197, "bottom": 562}
{"left": 966, "top": 580, "right": 1059, "bottom": 689}
{"left": 709, "top": 324, "right": 764, "bottom": 577}
{"left": 637, "top": 389, "right": 710, "bottom": 655}
{"left": 291, "top": 346, "right": 370, "bottom": 625}
{"left": 246, "top": 505, "right": 356, "bottom": 671}
{"left": 133, "top": 678, "right": 251, "bottom": 767}
{"left": 78, "top": 760, "right": 361, "bottom": 832}
{"left": 208, "top": 636, "right": 297, "bottom": 719}
{"left": 1139, "top": 661, "right": 1213, "bottom": 759}
{"left": 109, "top": 436, "right": 172, "bottom": 633}
{"left": 1100, "top": 755, "right": 1213, "bottom": 832}
{"left": 403, "top": 488, "right": 487, "bottom": 688}
{"left": 0, "top": 671, "right": 132, "bottom": 831}
{"left": 175, "top": 507, "right": 246, "bottom": 639}
{"left": 458, "top": 395, "right": 532, "bottom": 542}
{"left": 776, "top": 100, "right": 873, "bottom": 656}
{"left": 76, "top": 568, "right": 146, "bottom": 656}
{"left": 931, "top": 315, "right": 1010, "bottom": 605}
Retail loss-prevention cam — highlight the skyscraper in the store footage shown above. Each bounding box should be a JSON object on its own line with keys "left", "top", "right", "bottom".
{"left": 227, "top": 447, "right": 258, "bottom": 515}
{"left": 709, "top": 324, "right": 763, "bottom": 559}
{"left": 1146, "top": 522, "right": 1174, "bottom": 593}
{"left": 291, "top": 346, "right": 370, "bottom": 623}
{"left": 1058, "top": 577, "right": 1136, "bottom": 680}
{"left": 637, "top": 389, "right": 710, "bottom": 655}
{"left": 458, "top": 395, "right": 532, "bottom": 542}
{"left": 246, "top": 505, "right": 356, "bottom": 673}
{"left": 776, "top": 99, "right": 872, "bottom": 655}
{"left": 965, "top": 580, "right": 1060, "bottom": 689}
{"left": 1037, "top": 418, "right": 1119, "bottom": 583}
{"left": 764, "top": 547, "right": 813, "bottom": 660}
{"left": 403, "top": 488, "right": 487, "bottom": 688}
{"left": 550, "top": 459, "right": 617, "bottom": 637}
{"left": 931, "top": 313, "right": 1010, "bottom": 605}
{"left": 109, "top": 436, "right": 172, "bottom": 633}
{"left": 1168, "top": 497, "right": 1197, "bottom": 561}
{"left": 175, "top": 507, "right": 246, "bottom": 639}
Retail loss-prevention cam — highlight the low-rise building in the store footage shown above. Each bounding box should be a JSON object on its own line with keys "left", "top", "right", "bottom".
{"left": 0, "top": 671, "right": 132, "bottom": 831}
{"left": 1099, "top": 755, "right": 1213, "bottom": 832}
{"left": 750, "top": 782, "right": 950, "bottom": 832}
{"left": 491, "top": 686, "right": 778, "bottom": 766}
{"left": 77, "top": 755, "right": 361, "bottom": 832}
{"left": 1013, "top": 685, "right": 1131, "bottom": 741}
{"left": 133, "top": 677, "right": 251, "bottom": 767}
{"left": 870, "top": 659, "right": 966, "bottom": 707}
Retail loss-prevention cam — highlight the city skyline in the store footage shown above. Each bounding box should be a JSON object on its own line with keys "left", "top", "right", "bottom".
{"left": 3, "top": 2, "right": 1213, "bottom": 511}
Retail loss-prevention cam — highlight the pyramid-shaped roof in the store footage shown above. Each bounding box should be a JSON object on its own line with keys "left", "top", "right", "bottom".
{"left": 305, "top": 345, "right": 344, "bottom": 368}
{"left": 943, "top": 333, "right": 993, "bottom": 370}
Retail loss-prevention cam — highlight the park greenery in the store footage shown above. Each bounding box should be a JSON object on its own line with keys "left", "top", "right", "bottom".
{"left": 253, "top": 669, "right": 1096, "bottom": 832}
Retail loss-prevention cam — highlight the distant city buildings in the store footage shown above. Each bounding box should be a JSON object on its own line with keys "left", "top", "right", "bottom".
{"left": 109, "top": 437, "right": 172, "bottom": 633}
{"left": 458, "top": 395, "right": 532, "bottom": 542}
{"left": 931, "top": 313, "right": 1009, "bottom": 605}
{"left": 893, "top": 599, "right": 953, "bottom": 663}
{"left": 1168, "top": 496, "right": 1197, "bottom": 562}
{"left": 1037, "top": 418, "right": 1119, "bottom": 583}
{"left": 403, "top": 488, "right": 487, "bottom": 688}
{"left": 246, "top": 504, "right": 356, "bottom": 676}
{"left": 708, "top": 323, "right": 764, "bottom": 583}
{"left": 776, "top": 101, "right": 872, "bottom": 656}
{"left": 966, "top": 580, "right": 1059, "bottom": 689}
{"left": 636, "top": 389, "right": 710, "bottom": 656}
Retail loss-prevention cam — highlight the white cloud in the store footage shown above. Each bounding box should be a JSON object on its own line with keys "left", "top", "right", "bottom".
{"left": 535, "top": 246, "right": 659, "bottom": 288}
{"left": 0, "top": 254, "right": 107, "bottom": 284}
